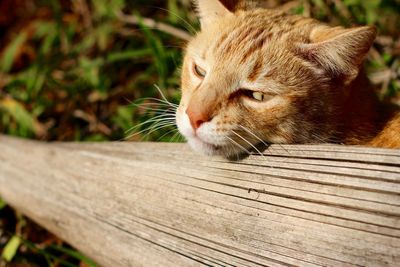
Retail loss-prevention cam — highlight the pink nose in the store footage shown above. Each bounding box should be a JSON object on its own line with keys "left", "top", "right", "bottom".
{"left": 186, "top": 107, "right": 211, "bottom": 131}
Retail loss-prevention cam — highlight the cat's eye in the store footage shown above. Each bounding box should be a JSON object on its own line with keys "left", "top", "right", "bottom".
{"left": 235, "top": 89, "right": 272, "bottom": 102}
{"left": 252, "top": 92, "right": 265, "bottom": 101}
{"left": 193, "top": 64, "right": 206, "bottom": 78}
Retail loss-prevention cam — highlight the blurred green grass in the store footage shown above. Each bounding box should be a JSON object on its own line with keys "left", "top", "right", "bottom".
{"left": 0, "top": 0, "right": 399, "bottom": 266}
{"left": 0, "top": 0, "right": 192, "bottom": 143}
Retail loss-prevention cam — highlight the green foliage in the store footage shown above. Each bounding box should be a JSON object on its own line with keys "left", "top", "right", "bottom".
{"left": 0, "top": 32, "right": 27, "bottom": 72}
{"left": 0, "top": 0, "right": 192, "bottom": 141}
{"left": 0, "top": 98, "right": 41, "bottom": 137}
{"left": 1, "top": 235, "right": 21, "bottom": 262}
{"left": 48, "top": 244, "right": 98, "bottom": 267}
{"left": 0, "top": 198, "right": 6, "bottom": 210}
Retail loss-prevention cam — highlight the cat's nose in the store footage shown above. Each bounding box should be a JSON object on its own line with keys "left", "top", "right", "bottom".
{"left": 186, "top": 107, "right": 211, "bottom": 131}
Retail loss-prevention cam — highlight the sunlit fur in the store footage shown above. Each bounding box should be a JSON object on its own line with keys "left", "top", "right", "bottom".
{"left": 176, "top": 0, "right": 400, "bottom": 157}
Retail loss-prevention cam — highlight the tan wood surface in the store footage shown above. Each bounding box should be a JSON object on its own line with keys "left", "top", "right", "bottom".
{"left": 0, "top": 135, "right": 399, "bottom": 266}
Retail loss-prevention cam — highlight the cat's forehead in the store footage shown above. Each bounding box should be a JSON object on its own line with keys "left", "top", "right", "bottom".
{"left": 190, "top": 10, "right": 313, "bottom": 64}
{"left": 185, "top": 9, "right": 320, "bottom": 85}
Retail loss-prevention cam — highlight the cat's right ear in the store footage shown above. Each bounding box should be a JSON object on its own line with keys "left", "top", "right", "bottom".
{"left": 194, "top": 0, "right": 235, "bottom": 27}
{"left": 298, "top": 25, "right": 376, "bottom": 85}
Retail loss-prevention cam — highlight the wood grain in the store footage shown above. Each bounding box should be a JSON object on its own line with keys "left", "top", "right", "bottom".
{"left": 0, "top": 135, "right": 399, "bottom": 266}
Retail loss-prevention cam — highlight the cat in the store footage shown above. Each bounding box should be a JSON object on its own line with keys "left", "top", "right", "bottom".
{"left": 175, "top": 0, "right": 400, "bottom": 157}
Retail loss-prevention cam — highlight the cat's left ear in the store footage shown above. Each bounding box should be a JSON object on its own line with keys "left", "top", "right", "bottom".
{"left": 298, "top": 25, "right": 377, "bottom": 84}
{"left": 194, "top": 0, "right": 236, "bottom": 27}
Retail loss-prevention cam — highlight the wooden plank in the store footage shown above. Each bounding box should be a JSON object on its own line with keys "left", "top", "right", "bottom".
{"left": 0, "top": 135, "right": 399, "bottom": 267}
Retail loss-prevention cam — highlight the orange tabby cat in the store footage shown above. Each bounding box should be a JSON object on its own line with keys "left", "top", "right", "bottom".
{"left": 176, "top": 0, "right": 400, "bottom": 157}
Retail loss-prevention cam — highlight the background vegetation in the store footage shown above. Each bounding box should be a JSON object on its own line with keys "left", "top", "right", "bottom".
{"left": 1, "top": 0, "right": 399, "bottom": 266}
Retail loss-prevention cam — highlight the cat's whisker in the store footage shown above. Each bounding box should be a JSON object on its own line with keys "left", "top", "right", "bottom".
{"left": 244, "top": 123, "right": 292, "bottom": 156}
{"left": 157, "top": 128, "right": 179, "bottom": 142}
{"left": 140, "top": 100, "right": 177, "bottom": 107}
{"left": 231, "top": 130, "right": 267, "bottom": 160}
{"left": 238, "top": 125, "right": 269, "bottom": 147}
{"left": 130, "top": 96, "right": 178, "bottom": 108}
{"left": 128, "top": 101, "right": 177, "bottom": 109}
{"left": 153, "top": 84, "right": 179, "bottom": 107}
{"left": 143, "top": 116, "right": 177, "bottom": 131}
{"left": 125, "top": 120, "right": 176, "bottom": 140}
{"left": 149, "top": 6, "right": 197, "bottom": 34}
{"left": 132, "top": 106, "right": 177, "bottom": 114}
{"left": 127, "top": 105, "right": 177, "bottom": 115}
{"left": 124, "top": 96, "right": 177, "bottom": 107}
{"left": 125, "top": 100, "right": 177, "bottom": 119}
{"left": 118, "top": 27, "right": 191, "bottom": 41}
{"left": 126, "top": 104, "right": 177, "bottom": 115}
{"left": 236, "top": 126, "right": 293, "bottom": 167}
{"left": 225, "top": 136, "right": 251, "bottom": 155}
{"left": 237, "top": 125, "right": 275, "bottom": 154}
{"left": 126, "top": 120, "right": 176, "bottom": 139}
{"left": 310, "top": 132, "right": 329, "bottom": 143}
{"left": 140, "top": 122, "right": 177, "bottom": 140}
{"left": 171, "top": 130, "right": 185, "bottom": 143}
{"left": 125, "top": 114, "right": 176, "bottom": 134}
{"left": 168, "top": 131, "right": 180, "bottom": 142}
{"left": 176, "top": 132, "right": 186, "bottom": 143}
{"left": 143, "top": 100, "right": 177, "bottom": 109}
{"left": 142, "top": 118, "right": 177, "bottom": 132}
{"left": 238, "top": 125, "right": 283, "bottom": 156}
{"left": 126, "top": 120, "right": 176, "bottom": 140}
{"left": 124, "top": 83, "right": 180, "bottom": 141}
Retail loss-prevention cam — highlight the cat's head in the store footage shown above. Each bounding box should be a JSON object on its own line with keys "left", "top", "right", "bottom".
{"left": 176, "top": 0, "right": 376, "bottom": 157}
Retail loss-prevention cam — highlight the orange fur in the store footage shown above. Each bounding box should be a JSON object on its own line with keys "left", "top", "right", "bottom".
{"left": 370, "top": 112, "right": 400, "bottom": 148}
{"left": 176, "top": 0, "right": 400, "bottom": 157}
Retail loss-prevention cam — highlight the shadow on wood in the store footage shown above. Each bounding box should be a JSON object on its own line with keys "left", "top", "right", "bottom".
{"left": 0, "top": 135, "right": 400, "bottom": 266}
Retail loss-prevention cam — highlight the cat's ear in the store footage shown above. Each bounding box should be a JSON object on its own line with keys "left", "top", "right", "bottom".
{"left": 298, "top": 25, "right": 376, "bottom": 84}
{"left": 194, "top": 0, "right": 236, "bottom": 27}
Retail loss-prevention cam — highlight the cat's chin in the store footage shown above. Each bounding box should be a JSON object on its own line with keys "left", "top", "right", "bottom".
{"left": 187, "top": 137, "right": 223, "bottom": 156}
{"left": 186, "top": 137, "right": 249, "bottom": 159}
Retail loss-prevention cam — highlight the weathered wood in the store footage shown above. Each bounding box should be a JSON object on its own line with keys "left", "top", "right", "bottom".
{"left": 0, "top": 135, "right": 400, "bottom": 267}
